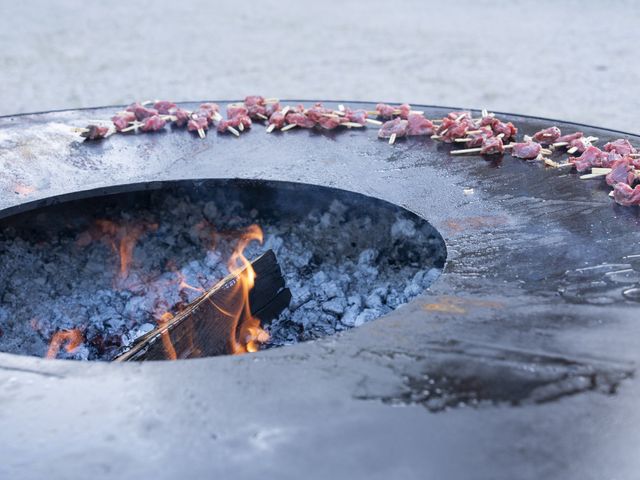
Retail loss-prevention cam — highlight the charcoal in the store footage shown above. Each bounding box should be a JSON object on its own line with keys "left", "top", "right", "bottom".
{"left": 0, "top": 190, "right": 444, "bottom": 360}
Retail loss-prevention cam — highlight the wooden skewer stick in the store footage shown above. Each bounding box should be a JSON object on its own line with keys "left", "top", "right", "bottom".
{"left": 450, "top": 142, "right": 517, "bottom": 156}
{"left": 266, "top": 123, "right": 277, "bottom": 133}
{"left": 366, "top": 118, "right": 382, "bottom": 126}
{"left": 338, "top": 104, "right": 345, "bottom": 112}
{"left": 580, "top": 169, "right": 611, "bottom": 179}
{"left": 389, "top": 133, "right": 397, "bottom": 145}
{"left": 544, "top": 158, "right": 574, "bottom": 168}
{"left": 630, "top": 153, "right": 640, "bottom": 158}
{"left": 264, "top": 98, "right": 279, "bottom": 104}
{"left": 341, "top": 122, "right": 365, "bottom": 128}
{"left": 450, "top": 146, "right": 484, "bottom": 155}
{"left": 238, "top": 122, "right": 244, "bottom": 132}
{"left": 281, "top": 124, "right": 297, "bottom": 132}
{"left": 197, "top": 128, "right": 206, "bottom": 139}
{"left": 227, "top": 126, "right": 240, "bottom": 137}
{"left": 121, "top": 122, "right": 144, "bottom": 133}
{"left": 281, "top": 106, "right": 291, "bottom": 116}
{"left": 256, "top": 113, "right": 268, "bottom": 121}
{"left": 567, "top": 146, "right": 579, "bottom": 154}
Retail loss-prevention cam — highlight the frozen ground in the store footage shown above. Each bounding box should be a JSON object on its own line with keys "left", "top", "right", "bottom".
{"left": 0, "top": 0, "right": 638, "bottom": 133}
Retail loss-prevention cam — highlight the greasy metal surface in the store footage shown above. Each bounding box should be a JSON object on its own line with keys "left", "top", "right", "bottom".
{"left": 1, "top": 102, "right": 639, "bottom": 480}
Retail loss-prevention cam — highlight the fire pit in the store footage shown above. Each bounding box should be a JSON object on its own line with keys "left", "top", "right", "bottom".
{"left": 0, "top": 180, "right": 445, "bottom": 360}
{"left": 0, "top": 101, "right": 639, "bottom": 480}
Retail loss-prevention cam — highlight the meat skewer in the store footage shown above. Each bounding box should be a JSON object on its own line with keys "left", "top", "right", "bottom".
{"left": 378, "top": 118, "right": 409, "bottom": 145}
{"left": 80, "top": 124, "right": 114, "bottom": 140}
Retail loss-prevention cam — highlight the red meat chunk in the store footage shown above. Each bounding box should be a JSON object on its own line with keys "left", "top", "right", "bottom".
{"left": 606, "top": 158, "right": 637, "bottom": 186}
{"left": 398, "top": 103, "right": 411, "bottom": 120}
{"left": 493, "top": 121, "right": 517, "bottom": 140}
{"left": 532, "top": 126, "right": 561, "bottom": 145}
{"left": 227, "top": 105, "right": 249, "bottom": 119}
{"left": 141, "top": 115, "right": 166, "bottom": 132}
{"left": 465, "top": 127, "right": 494, "bottom": 147}
{"left": 265, "top": 102, "right": 280, "bottom": 117}
{"left": 511, "top": 141, "right": 541, "bottom": 159}
{"left": 343, "top": 109, "right": 367, "bottom": 126}
{"left": 306, "top": 103, "right": 334, "bottom": 123}
{"left": 81, "top": 124, "right": 110, "bottom": 140}
{"left": 378, "top": 118, "right": 409, "bottom": 138}
{"left": 442, "top": 118, "right": 474, "bottom": 143}
{"left": 153, "top": 101, "right": 177, "bottom": 114}
{"left": 285, "top": 112, "right": 316, "bottom": 129}
{"left": 199, "top": 103, "right": 220, "bottom": 119}
{"left": 375, "top": 103, "right": 398, "bottom": 120}
{"left": 173, "top": 108, "right": 190, "bottom": 127}
{"left": 126, "top": 103, "right": 159, "bottom": 121}
{"left": 480, "top": 136, "right": 505, "bottom": 155}
{"left": 613, "top": 183, "right": 640, "bottom": 206}
{"left": 268, "top": 111, "right": 286, "bottom": 129}
{"left": 407, "top": 114, "right": 434, "bottom": 136}
{"left": 111, "top": 111, "right": 136, "bottom": 131}
{"left": 243, "top": 96, "right": 268, "bottom": 119}
{"left": 604, "top": 139, "right": 637, "bottom": 156}
{"left": 556, "top": 132, "right": 583, "bottom": 143}
{"left": 568, "top": 137, "right": 592, "bottom": 154}
{"left": 448, "top": 111, "right": 472, "bottom": 121}
{"left": 188, "top": 116, "right": 209, "bottom": 132}
{"left": 244, "top": 96, "right": 265, "bottom": 107}
{"left": 570, "top": 146, "right": 608, "bottom": 172}
{"left": 216, "top": 119, "right": 234, "bottom": 133}
{"left": 318, "top": 115, "right": 341, "bottom": 130}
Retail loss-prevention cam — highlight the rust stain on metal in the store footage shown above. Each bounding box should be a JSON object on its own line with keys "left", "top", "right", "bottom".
{"left": 423, "top": 296, "right": 503, "bottom": 314}
{"left": 443, "top": 215, "right": 509, "bottom": 234}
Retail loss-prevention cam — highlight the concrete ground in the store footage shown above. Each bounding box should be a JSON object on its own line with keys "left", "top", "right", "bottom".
{"left": 0, "top": 0, "right": 638, "bottom": 133}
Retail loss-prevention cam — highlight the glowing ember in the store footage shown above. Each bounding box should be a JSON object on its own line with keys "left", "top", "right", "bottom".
{"left": 46, "top": 329, "right": 83, "bottom": 359}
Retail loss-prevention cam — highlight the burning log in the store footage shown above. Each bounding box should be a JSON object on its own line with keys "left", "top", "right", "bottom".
{"left": 114, "top": 250, "right": 291, "bottom": 361}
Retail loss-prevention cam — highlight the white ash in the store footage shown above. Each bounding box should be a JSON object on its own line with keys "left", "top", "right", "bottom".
{"left": 0, "top": 190, "right": 445, "bottom": 360}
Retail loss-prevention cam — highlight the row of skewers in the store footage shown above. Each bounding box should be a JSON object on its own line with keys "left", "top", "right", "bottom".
{"left": 77, "top": 97, "right": 640, "bottom": 207}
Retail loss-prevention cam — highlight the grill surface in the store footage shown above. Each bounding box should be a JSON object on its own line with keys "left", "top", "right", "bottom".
{"left": 0, "top": 102, "right": 639, "bottom": 480}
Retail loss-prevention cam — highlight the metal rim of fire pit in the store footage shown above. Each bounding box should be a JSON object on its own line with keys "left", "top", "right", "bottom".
{"left": 0, "top": 101, "right": 639, "bottom": 480}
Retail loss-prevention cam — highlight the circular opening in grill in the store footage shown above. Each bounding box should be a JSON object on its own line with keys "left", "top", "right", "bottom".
{"left": 0, "top": 179, "right": 447, "bottom": 361}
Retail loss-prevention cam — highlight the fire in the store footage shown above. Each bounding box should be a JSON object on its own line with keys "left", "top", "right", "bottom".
{"left": 156, "top": 312, "right": 177, "bottom": 360}
{"left": 51, "top": 218, "right": 270, "bottom": 361}
{"left": 92, "top": 220, "right": 158, "bottom": 278}
{"left": 226, "top": 224, "right": 270, "bottom": 354}
{"left": 46, "top": 329, "right": 83, "bottom": 359}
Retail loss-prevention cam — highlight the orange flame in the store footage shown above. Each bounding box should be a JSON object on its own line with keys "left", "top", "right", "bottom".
{"left": 93, "top": 220, "right": 158, "bottom": 278}
{"left": 156, "top": 312, "right": 177, "bottom": 360}
{"left": 46, "top": 329, "right": 83, "bottom": 359}
{"left": 226, "top": 224, "right": 270, "bottom": 354}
